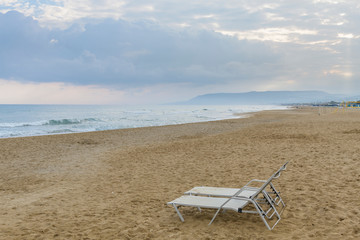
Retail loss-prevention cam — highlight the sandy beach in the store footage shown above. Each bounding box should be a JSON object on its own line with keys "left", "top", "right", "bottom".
{"left": 1, "top": 107, "right": 359, "bottom": 239}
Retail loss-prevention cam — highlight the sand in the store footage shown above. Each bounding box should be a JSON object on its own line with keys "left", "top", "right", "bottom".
{"left": 1, "top": 107, "right": 359, "bottom": 239}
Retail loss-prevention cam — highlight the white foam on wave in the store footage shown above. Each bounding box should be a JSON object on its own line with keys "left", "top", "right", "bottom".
{"left": 0, "top": 118, "right": 100, "bottom": 128}
{"left": 0, "top": 120, "right": 48, "bottom": 128}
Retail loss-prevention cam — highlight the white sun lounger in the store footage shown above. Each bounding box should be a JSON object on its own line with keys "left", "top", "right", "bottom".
{"left": 167, "top": 162, "right": 288, "bottom": 230}
{"left": 184, "top": 162, "right": 288, "bottom": 211}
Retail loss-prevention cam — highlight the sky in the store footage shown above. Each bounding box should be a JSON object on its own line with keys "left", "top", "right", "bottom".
{"left": 0, "top": 0, "right": 359, "bottom": 104}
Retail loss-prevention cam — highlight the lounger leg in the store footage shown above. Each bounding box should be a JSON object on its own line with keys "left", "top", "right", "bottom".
{"left": 172, "top": 204, "right": 184, "bottom": 222}
{"left": 253, "top": 195, "right": 281, "bottom": 230}
{"left": 265, "top": 193, "right": 282, "bottom": 230}
{"left": 209, "top": 207, "right": 222, "bottom": 225}
{"left": 261, "top": 190, "right": 281, "bottom": 219}
{"left": 197, "top": 207, "right": 202, "bottom": 213}
{"left": 252, "top": 201, "right": 272, "bottom": 230}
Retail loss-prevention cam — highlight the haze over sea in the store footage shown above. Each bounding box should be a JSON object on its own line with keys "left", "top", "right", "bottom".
{"left": 0, "top": 104, "right": 287, "bottom": 138}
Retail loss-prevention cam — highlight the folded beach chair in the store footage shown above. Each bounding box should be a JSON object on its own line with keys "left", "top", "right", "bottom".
{"left": 167, "top": 162, "right": 288, "bottom": 230}
{"left": 184, "top": 162, "right": 288, "bottom": 212}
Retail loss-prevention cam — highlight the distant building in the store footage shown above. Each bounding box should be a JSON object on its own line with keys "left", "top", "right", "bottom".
{"left": 343, "top": 101, "right": 360, "bottom": 108}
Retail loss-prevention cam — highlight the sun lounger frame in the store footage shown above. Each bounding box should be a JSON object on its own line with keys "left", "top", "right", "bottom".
{"left": 184, "top": 163, "right": 287, "bottom": 215}
{"left": 167, "top": 162, "right": 288, "bottom": 230}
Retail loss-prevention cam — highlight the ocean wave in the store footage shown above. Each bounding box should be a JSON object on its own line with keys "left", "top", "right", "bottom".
{"left": 47, "top": 129, "right": 76, "bottom": 134}
{"left": 0, "top": 121, "right": 45, "bottom": 128}
{"left": 45, "top": 119, "right": 81, "bottom": 125}
{"left": 0, "top": 118, "right": 99, "bottom": 128}
{"left": 44, "top": 118, "right": 99, "bottom": 126}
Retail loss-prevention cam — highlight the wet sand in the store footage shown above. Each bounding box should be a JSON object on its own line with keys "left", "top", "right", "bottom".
{"left": 1, "top": 107, "right": 359, "bottom": 239}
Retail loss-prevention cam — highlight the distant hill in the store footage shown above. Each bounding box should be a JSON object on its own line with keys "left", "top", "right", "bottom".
{"left": 182, "top": 91, "right": 350, "bottom": 105}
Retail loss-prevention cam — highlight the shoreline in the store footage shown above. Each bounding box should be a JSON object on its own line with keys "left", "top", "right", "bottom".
{"left": 0, "top": 106, "right": 295, "bottom": 143}
{"left": 0, "top": 104, "right": 289, "bottom": 139}
{"left": 1, "top": 107, "right": 359, "bottom": 239}
{"left": 0, "top": 112, "right": 253, "bottom": 140}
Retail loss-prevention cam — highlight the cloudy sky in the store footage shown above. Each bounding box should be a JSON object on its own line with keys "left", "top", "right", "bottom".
{"left": 0, "top": 0, "right": 359, "bottom": 104}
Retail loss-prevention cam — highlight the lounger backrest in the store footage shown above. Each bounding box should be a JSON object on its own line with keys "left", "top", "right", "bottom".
{"left": 249, "top": 162, "right": 288, "bottom": 200}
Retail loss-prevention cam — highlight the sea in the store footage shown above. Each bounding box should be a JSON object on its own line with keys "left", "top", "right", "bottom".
{"left": 0, "top": 104, "right": 288, "bottom": 138}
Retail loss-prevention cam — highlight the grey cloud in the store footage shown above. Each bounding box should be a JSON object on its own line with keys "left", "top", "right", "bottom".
{"left": 1, "top": 2, "right": 359, "bottom": 96}
{"left": 0, "top": 11, "right": 280, "bottom": 89}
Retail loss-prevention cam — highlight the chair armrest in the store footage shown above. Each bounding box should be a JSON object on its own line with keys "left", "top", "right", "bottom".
{"left": 244, "top": 179, "right": 266, "bottom": 187}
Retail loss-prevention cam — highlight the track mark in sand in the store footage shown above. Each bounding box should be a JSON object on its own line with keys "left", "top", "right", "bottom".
{"left": 0, "top": 186, "right": 69, "bottom": 211}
